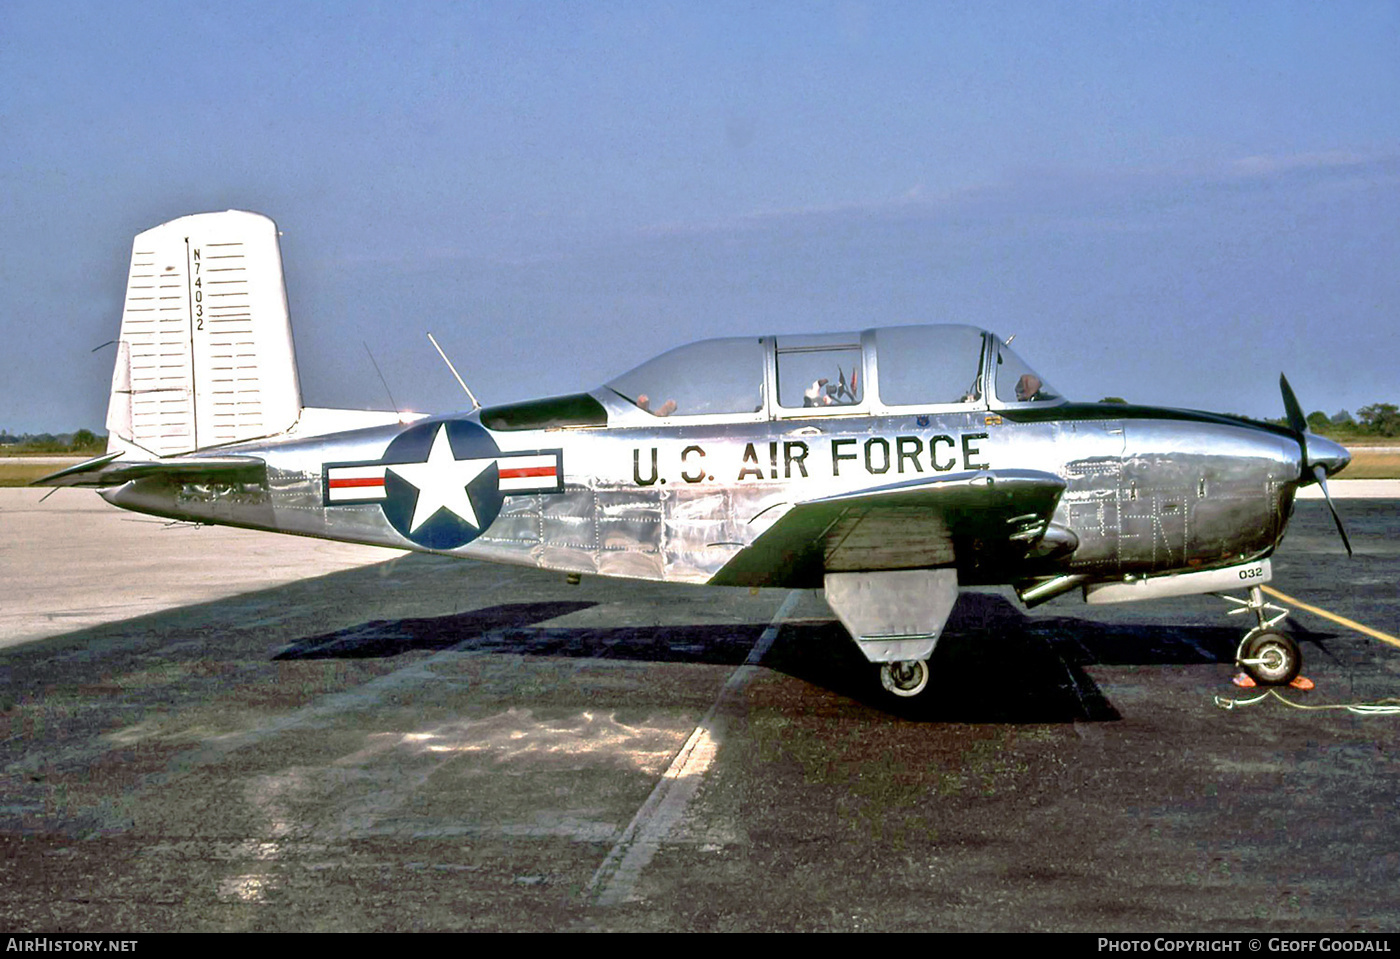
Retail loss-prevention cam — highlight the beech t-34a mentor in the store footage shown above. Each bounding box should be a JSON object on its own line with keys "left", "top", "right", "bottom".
{"left": 40, "top": 210, "right": 1354, "bottom": 700}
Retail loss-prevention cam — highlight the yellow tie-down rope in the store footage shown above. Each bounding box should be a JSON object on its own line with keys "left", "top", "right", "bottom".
{"left": 1263, "top": 586, "right": 1400, "bottom": 650}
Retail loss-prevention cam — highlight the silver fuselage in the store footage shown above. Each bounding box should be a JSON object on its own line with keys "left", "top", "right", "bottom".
{"left": 101, "top": 397, "right": 1302, "bottom": 590}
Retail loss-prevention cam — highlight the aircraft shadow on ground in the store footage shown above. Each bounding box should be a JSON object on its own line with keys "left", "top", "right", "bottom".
{"left": 767, "top": 594, "right": 1247, "bottom": 723}
{"left": 272, "top": 601, "right": 602, "bottom": 660}
{"left": 274, "top": 592, "right": 1286, "bottom": 723}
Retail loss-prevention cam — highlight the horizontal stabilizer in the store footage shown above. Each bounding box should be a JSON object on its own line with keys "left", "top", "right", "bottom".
{"left": 32, "top": 451, "right": 266, "bottom": 488}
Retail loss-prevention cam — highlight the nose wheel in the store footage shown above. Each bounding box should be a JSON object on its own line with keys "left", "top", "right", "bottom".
{"left": 879, "top": 659, "right": 930, "bottom": 698}
{"left": 1224, "top": 586, "right": 1302, "bottom": 686}
{"left": 1237, "top": 628, "right": 1301, "bottom": 687}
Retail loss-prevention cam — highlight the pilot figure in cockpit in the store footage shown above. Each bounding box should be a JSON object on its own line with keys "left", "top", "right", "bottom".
{"left": 1016, "top": 374, "right": 1047, "bottom": 402}
{"left": 804, "top": 378, "right": 834, "bottom": 407}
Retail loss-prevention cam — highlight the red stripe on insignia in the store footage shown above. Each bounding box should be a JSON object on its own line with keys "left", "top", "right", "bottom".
{"left": 499, "top": 466, "right": 556, "bottom": 479}
{"left": 329, "top": 477, "right": 386, "bottom": 489}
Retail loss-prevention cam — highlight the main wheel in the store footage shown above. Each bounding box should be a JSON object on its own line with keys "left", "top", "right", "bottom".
{"left": 1238, "top": 629, "right": 1301, "bottom": 686}
{"left": 879, "top": 659, "right": 930, "bottom": 698}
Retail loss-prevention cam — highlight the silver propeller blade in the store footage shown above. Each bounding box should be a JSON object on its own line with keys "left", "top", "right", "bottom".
{"left": 1279, "top": 373, "right": 1309, "bottom": 478}
{"left": 1313, "top": 464, "right": 1353, "bottom": 557}
{"left": 1281, "top": 373, "right": 1352, "bottom": 557}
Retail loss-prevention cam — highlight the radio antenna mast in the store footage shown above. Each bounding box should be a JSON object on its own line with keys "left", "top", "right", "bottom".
{"left": 363, "top": 341, "right": 400, "bottom": 413}
{"left": 427, "top": 332, "right": 482, "bottom": 410}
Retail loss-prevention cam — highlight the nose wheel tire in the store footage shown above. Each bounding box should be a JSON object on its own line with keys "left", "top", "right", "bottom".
{"left": 1238, "top": 629, "right": 1301, "bottom": 687}
{"left": 879, "top": 659, "right": 930, "bottom": 698}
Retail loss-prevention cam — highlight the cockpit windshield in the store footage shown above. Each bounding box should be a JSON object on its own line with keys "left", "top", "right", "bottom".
{"left": 993, "top": 340, "right": 1060, "bottom": 404}
{"left": 606, "top": 337, "right": 766, "bottom": 417}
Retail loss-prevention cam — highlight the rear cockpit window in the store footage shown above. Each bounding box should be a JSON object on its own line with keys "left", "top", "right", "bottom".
{"left": 607, "top": 337, "right": 765, "bottom": 417}
{"left": 875, "top": 326, "right": 987, "bottom": 406}
{"left": 776, "top": 341, "right": 863, "bottom": 409}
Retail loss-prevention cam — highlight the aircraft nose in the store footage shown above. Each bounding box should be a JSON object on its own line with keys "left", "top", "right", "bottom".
{"left": 1306, "top": 433, "right": 1351, "bottom": 478}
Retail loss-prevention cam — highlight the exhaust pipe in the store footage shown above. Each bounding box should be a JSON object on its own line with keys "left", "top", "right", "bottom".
{"left": 1016, "top": 574, "right": 1090, "bottom": 608}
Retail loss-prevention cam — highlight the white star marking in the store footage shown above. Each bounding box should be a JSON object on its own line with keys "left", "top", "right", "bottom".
{"left": 386, "top": 425, "right": 496, "bottom": 532}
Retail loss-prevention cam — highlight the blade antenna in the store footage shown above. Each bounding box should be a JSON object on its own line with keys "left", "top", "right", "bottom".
{"left": 363, "top": 341, "right": 400, "bottom": 413}
{"left": 427, "top": 332, "right": 481, "bottom": 410}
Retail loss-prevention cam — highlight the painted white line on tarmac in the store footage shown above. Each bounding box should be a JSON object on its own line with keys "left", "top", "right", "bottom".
{"left": 588, "top": 588, "right": 804, "bottom": 907}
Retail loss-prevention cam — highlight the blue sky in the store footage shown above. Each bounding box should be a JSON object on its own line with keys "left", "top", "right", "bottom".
{"left": 2, "top": 1, "right": 1397, "bottom": 432}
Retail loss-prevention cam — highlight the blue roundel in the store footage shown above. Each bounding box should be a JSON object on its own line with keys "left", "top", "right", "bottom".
{"left": 379, "top": 419, "right": 504, "bottom": 550}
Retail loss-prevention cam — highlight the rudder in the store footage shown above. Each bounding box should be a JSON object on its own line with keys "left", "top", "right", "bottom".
{"left": 106, "top": 210, "right": 303, "bottom": 456}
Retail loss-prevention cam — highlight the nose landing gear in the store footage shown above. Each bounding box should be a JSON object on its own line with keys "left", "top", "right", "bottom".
{"left": 1238, "top": 629, "right": 1302, "bottom": 686}
{"left": 1223, "top": 586, "right": 1301, "bottom": 686}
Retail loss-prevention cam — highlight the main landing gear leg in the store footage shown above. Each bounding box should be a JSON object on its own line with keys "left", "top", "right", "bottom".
{"left": 823, "top": 568, "right": 958, "bottom": 705}
{"left": 1222, "top": 586, "right": 1302, "bottom": 687}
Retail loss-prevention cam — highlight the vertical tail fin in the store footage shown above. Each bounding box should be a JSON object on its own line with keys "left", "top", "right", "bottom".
{"left": 106, "top": 210, "right": 303, "bottom": 456}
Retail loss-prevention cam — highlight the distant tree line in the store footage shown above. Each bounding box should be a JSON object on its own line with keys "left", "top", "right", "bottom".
{"left": 0, "top": 429, "right": 106, "bottom": 453}
{"left": 1305, "top": 404, "right": 1400, "bottom": 439}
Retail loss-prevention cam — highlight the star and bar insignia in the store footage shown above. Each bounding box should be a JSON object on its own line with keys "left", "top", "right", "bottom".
{"left": 323, "top": 419, "right": 562, "bottom": 550}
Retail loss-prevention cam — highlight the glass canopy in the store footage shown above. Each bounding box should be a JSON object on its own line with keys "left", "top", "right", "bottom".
{"left": 607, "top": 337, "right": 766, "bottom": 416}
{"left": 874, "top": 325, "right": 987, "bottom": 406}
{"left": 603, "top": 326, "right": 1061, "bottom": 417}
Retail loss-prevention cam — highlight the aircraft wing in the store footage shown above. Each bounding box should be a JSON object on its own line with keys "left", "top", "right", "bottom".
{"left": 710, "top": 469, "right": 1068, "bottom": 587}
{"left": 32, "top": 451, "right": 267, "bottom": 488}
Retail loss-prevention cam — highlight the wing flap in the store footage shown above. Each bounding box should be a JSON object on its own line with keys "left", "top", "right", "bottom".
{"left": 710, "top": 469, "right": 1067, "bottom": 587}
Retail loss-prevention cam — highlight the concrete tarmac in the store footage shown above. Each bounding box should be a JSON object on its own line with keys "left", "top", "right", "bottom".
{"left": 1, "top": 488, "right": 405, "bottom": 647}
{"left": 1, "top": 490, "right": 1398, "bottom": 931}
